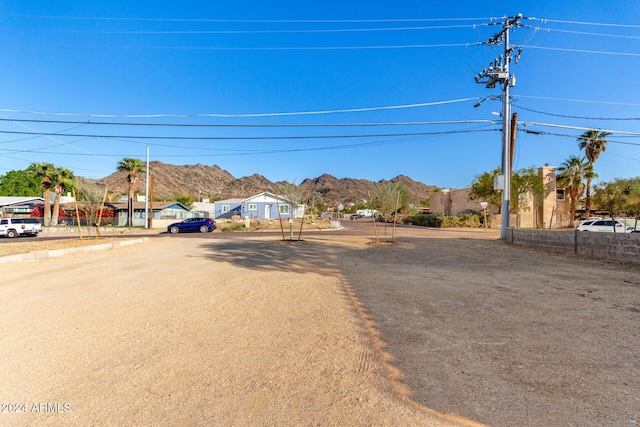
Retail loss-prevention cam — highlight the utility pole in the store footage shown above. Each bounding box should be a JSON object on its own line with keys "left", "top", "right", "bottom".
{"left": 474, "top": 14, "right": 526, "bottom": 240}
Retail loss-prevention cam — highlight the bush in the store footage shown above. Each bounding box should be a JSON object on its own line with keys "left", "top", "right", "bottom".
{"left": 403, "top": 213, "right": 483, "bottom": 228}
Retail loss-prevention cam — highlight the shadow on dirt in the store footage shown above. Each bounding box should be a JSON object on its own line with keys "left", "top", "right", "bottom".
{"left": 196, "top": 237, "right": 351, "bottom": 278}
{"left": 198, "top": 234, "right": 639, "bottom": 427}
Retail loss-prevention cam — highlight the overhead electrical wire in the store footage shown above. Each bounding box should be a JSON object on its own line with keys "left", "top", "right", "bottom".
{"left": 0, "top": 98, "right": 479, "bottom": 118}
{"left": 10, "top": 24, "right": 477, "bottom": 35}
{"left": 0, "top": 14, "right": 496, "bottom": 23}
{"left": 534, "top": 18, "right": 640, "bottom": 29}
{"left": 0, "top": 128, "right": 497, "bottom": 141}
{"left": 521, "top": 44, "right": 640, "bottom": 58}
{"left": 513, "top": 95, "right": 640, "bottom": 107}
{"left": 530, "top": 26, "right": 640, "bottom": 40}
{"left": 12, "top": 42, "right": 484, "bottom": 51}
{"left": 0, "top": 116, "right": 497, "bottom": 128}
{"left": 512, "top": 104, "right": 640, "bottom": 121}
{"left": 518, "top": 121, "right": 640, "bottom": 136}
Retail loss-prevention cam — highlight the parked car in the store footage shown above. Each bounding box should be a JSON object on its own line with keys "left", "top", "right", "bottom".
{"left": 576, "top": 219, "right": 635, "bottom": 233}
{"left": 168, "top": 217, "right": 216, "bottom": 234}
{"left": 0, "top": 217, "right": 42, "bottom": 238}
{"left": 349, "top": 213, "right": 363, "bottom": 220}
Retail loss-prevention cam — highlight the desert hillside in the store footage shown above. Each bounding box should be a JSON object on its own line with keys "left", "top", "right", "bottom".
{"left": 84, "top": 161, "right": 437, "bottom": 204}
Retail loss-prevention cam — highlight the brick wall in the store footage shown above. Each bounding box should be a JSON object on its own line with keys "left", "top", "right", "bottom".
{"left": 506, "top": 228, "right": 640, "bottom": 266}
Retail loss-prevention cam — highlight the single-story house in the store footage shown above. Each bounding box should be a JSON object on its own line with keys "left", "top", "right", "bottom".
{"left": 109, "top": 201, "right": 192, "bottom": 226}
{"left": 0, "top": 196, "right": 45, "bottom": 216}
{"left": 429, "top": 165, "right": 572, "bottom": 229}
{"left": 208, "top": 199, "right": 244, "bottom": 219}
{"left": 198, "top": 192, "right": 305, "bottom": 220}
{"left": 240, "top": 192, "right": 305, "bottom": 220}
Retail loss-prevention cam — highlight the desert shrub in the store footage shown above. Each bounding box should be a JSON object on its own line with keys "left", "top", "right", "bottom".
{"left": 403, "top": 213, "right": 483, "bottom": 228}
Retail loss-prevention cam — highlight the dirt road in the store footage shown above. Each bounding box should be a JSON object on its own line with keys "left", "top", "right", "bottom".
{"left": 0, "top": 228, "right": 638, "bottom": 426}
{"left": 0, "top": 234, "right": 475, "bottom": 426}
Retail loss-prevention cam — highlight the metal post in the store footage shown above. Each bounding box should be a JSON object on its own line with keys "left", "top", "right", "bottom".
{"left": 500, "top": 29, "right": 511, "bottom": 240}
{"left": 145, "top": 146, "right": 150, "bottom": 228}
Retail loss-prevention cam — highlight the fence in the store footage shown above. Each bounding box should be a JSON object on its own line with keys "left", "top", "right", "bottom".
{"left": 506, "top": 228, "right": 640, "bottom": 266}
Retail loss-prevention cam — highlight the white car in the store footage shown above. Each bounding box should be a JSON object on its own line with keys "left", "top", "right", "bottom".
{"left": 577, "top": 219, "right": 636, "bottom": 233}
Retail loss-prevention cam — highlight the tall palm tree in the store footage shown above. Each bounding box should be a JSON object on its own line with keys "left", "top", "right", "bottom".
{"left": 117, "top": 158, "right": 145, "bottom": 226}
{"left": 51, "top": 167, "right": 76, "bottom": 226}
{"left": 28, "top": 162, "right": 55, "bottom": 226}
{"left": 558, "top": 156, "right": 592, "bottom": 222}
{"left": 578, "top": 129, "right": 611, "bottom": 219}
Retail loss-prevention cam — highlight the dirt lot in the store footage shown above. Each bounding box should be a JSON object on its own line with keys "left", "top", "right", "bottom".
{"left": 0, "top": 228, "right": 638, "bottom": 426}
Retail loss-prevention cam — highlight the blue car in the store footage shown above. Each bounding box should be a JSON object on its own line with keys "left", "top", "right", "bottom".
{"left": 168, "top": 217, "right": 216, "bottom": 234}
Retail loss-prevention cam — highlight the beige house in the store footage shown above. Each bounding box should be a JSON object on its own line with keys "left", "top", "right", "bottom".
{"left": 519, "top": 165, "right": 571, "bottom": 229}
{"left": 430, "top": 165, "right": 571, "bottom": 229}
{"left": 430, "top": 188, "right": 479, "bottom": 216}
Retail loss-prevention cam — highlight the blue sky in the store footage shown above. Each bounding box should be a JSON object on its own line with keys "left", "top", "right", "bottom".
{"left": 0, "top": 1, "right": 639, "bottom": 189}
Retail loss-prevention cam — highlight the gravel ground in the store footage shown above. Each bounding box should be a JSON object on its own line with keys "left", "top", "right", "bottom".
{"left": 335, "top": 233, "right": 640, "bottom": 426}
{"left": 0, "top": 228, "right": 638, "bottom": 426}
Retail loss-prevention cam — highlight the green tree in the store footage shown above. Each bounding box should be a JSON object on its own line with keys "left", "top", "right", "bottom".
{"left": 469, "top": 167, "right": 502, "bottom": 212}
{"left": 469, "top": 166, "right": 547, "bottom": 214}
{"left": 557, "top": 156, "right": 592, "bottom": 221}
{"left": 117, "top": 158, "right": 145, "bottom": 227}
{"left": 0, "top": 167, "right": 41, "bottom": 196}
{"left": 511, "top": 166, "right": 548, "bottom": 213}
{"left": 175, "top": 194, "right": 195, "bottom": 207}
{"left": 28, "top": 162, "right": 56, "bottom": 226}
{"left": 77, "top": 182, "right": 112, "bottom": 226}
{"left": 578, "top": 129, "right": 611, "bottom": 219}
{"left": 593, "top": 177, "right": 640, "bottom": 222}
{"left": 376, "top": 182, "right": 411, "bottom": 221}
{"left": 51, "top": 167, "right": 77, "bottom": 226}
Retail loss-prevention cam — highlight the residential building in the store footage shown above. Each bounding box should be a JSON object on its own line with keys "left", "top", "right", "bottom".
{"left": 0, "top": 196, "right": 45, "bottom": 217}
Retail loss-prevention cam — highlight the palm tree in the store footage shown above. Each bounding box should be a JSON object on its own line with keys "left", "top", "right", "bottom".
{"left": 117, "top": 158, "right": 145, "bottom": 226}
{"left": 578, "top": 129, "right": 611, "bottom": 219}
{"left": 51, "top": 167, "right": 76, "bottom": 226}
{"left": 557, "top": 156, "right": 592, "bottom": 222}
{"left": 28, "top": 162, "right": 56, "bottom": 226}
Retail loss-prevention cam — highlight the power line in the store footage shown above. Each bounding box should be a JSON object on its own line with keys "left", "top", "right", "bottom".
{"left": 522, "top": 44, "right": 640, "bottom": 58}
{"left": 0, "top": 117, "right": 497, "bottom": 128}
{"left": 0, "top": 130, "right": 499, "bottom": 157}
{"left": 10, "top": 42, "right": 483, "bottom": 51}
{"left": 9, "top": 24, "right": 477, "bottom": 35}
{"left": 518, "top": 120, "right": 640, "bottom": 136}
{"left": 0, "top": 128, "right": 496, "bottom": 141}
{"left": 535, "top": 18, "right": 640, "bottom": 29}
{"left": 512, "top": 103, "right": 640, "bottom": 121}
{"left": 0, "top": 98, "right": 478, "bottom": 118}
{"left": 0, "top": 14, "right": 496, "bottom": 23}
{"left": 514, "top": 95, "right": 640, "bottom": 107}
{"left": 531, "top": 26, "right": 640, "bottom": 41}
{"left": 517, "top": 128, "right": 640, "bottom": 147}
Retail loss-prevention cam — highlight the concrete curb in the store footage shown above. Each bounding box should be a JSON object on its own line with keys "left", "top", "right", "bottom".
{"left": 0, "top": 237, "right": 149, "bottom": 265}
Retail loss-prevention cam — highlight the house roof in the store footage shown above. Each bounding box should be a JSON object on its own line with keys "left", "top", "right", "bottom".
{"left": 241, "top": 191, "right": 293, "bottom": 204}
{"left": 0, "top": 196, "right": 45, "bottom": 207}
{"left": 105, "top": 201, "right": 191, "bottom": 211}
{"left": 214, "top": 198, "right": 244, "bottom": 204}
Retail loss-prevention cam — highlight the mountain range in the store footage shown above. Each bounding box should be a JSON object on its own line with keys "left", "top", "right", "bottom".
{"left": 84, "top": 161, "right": 438, "bottom": 204}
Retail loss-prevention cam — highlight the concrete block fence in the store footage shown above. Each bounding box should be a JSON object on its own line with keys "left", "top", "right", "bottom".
{"left": 506, "top": 228, "right": 640, "bottom": 266}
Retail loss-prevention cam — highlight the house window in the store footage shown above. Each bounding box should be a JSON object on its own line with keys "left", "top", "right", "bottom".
{"left": 556, "top": 189, "right": 565, "bottom": 201}
{"left": 279, "top": 205, "right": 290, "bottom": 214}
{"left": 249, "top": 204, "right": 257, "bottom": 211}
{"left": 222, "top": 205, "right": 230, "bottom": 213}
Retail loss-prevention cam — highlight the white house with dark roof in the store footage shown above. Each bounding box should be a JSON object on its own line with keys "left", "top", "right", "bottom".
{"left": 0, "top": 196, "right": 44, "bottom": 216}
